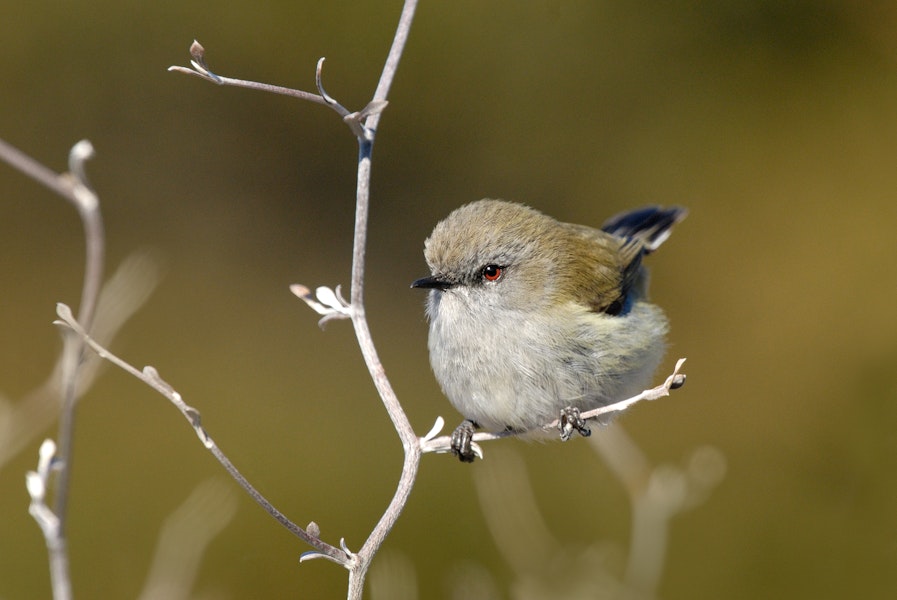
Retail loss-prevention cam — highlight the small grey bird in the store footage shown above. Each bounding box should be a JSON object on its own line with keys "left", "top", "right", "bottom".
{"left": 412, "top": 199, "right": 686, "bottom": 462}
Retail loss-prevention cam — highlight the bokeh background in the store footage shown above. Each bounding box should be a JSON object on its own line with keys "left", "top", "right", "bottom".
{"left": 3, "top": 1, "right": 897, "bottom": 598}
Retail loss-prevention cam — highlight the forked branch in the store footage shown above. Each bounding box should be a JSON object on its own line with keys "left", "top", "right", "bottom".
{"left": 170, "top": 2, "right": 423, "bottom": 597}
{"left": 168, "top": 40, "right": 389, "bottom": 139}
{"left": 169, "top": 40, "right": 344, "bottom": 114}
{"left": 2, "top": 138, "right": 106, "bottom": 600}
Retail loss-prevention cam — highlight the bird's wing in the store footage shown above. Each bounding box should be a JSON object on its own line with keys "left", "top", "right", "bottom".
{"left": 562, "top": 204, "right": 686, "bottom": 315}
{"left": 561, "top": 223, "right": 641, "bottom": 315}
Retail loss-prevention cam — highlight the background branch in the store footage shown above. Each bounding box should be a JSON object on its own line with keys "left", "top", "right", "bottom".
{"left": 1, "top": 139, "right": 106, "bottom": 600}
{"left": 52, "top": 303, "right": 352, "bottom": 567}
{"left": 24, "top": 4, "right": 427, "bottom": 597}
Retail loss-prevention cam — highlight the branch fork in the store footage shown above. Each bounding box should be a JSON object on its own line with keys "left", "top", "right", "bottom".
{"left": 169, "top": 40, "right": 389, "bottom": 140}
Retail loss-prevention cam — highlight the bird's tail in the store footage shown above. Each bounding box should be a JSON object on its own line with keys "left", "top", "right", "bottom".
{"left": 601, "top": 206, "right": 688, "bottom": 253}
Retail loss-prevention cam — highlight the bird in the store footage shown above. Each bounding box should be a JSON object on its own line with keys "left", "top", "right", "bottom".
{"left": 412, "top": 199, "right": 686, "bottom": 461}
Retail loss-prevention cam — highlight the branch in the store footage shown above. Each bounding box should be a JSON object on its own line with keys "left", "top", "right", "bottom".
{"left": 24, "top": 439, "right": 68, "bottom": 599}
{"left": 419, "top": 359, "right": 688, "bottom": 459}
{"left": 169, "top": 40, "right": 392, "bottom": 141}
{"left": 2, "top": 138, "right": 107, "bottom": 600}
{"left": 54, "top": 140, "right": 105, "bottom": 523}
{"left": 169, "top": 40, "right": 359, "bottom": 121}
{"left": 174, "top": 2, "right": 419, "bottom": 594}
{"left": 52, "top": 303, "right": 354, "bottom": 568}
{"left": 0, "top": 139, "right": 104, "bottom": 338}
{"left": 270, "top": 1, "right": 419, "bottom": 596}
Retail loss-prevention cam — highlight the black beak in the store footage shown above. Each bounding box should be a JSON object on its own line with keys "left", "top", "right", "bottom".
{"left": 411, "top": 275, "right": 454, "bottom": 291}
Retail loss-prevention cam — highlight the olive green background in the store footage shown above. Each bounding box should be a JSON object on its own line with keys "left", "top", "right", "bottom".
{"left": 2, "top": 1, "right": 897, "bottom": 598}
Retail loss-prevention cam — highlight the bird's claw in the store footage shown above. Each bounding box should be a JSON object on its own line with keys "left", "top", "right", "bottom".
{"left": 559, "top": 406, "right": 591, "bottom": 441}
{"left": 451, "top": 420, "right": 478, "bottom": 463}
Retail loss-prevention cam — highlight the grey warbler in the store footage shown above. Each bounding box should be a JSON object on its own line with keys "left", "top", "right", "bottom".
{"left": 412, "top": 199, "right": 686, "bottom": 462}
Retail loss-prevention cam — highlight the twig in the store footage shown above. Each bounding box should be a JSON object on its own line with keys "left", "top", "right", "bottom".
{"left": 334, "top": 3, "right": 421, "bottom": 597}
{"left": 550, "top": 357, "right": 687, "bottom": 424}
{"left": 52, "top": 303, "right": 353, "bottom": 567}
{"left": 419, "top": 359, "right": 688, "bottom": 458}
{"left": 0, "top": 139, "right": 104, "bottom": 340}
{"left": 169, "top": 40, "right": 351, "bottom": 119}
{"left": 53, "top": 146, "right": 103, "bottom": 523}
{"left": 24, "top": 439, "right": 67, "bottom": 599}
{"left": 172, "top": 1, "right": 421, "bottom": 596}
{"left": 2, "top": 138, "right": 106, "bottom": 600}
{"left": 173, "top": 2, "right": 421, "bottom": 595}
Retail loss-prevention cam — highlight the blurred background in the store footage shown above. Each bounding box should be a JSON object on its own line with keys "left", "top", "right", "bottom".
{"left": 3, "top": 1, "right": 897, "bottom": 598}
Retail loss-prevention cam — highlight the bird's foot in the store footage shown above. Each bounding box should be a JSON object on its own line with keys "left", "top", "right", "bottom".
{"left": 558, "top": 406, "right": 591, "bottom": 441}
{"left": 451, "top": 420, "right": 479, "bottom": 463}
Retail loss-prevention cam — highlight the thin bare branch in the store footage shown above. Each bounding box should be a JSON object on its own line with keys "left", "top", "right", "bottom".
{"left": 53, "top": 303, "right": 353, "bottom": 568}
{"left": 315, "top": 57, "right": 352, "bottom": 116}
{"left": 340, "top": 2, "right": 420, "bottom": 597}
{"left": 53, "top": 141, "right": 105, "bottom": 524}
{"left": 168, "top": 3, "right": 421, "bottom": 596}
{"left": 368, "top": 0, "right": 417, "bottom": 126}
{"left": 2, "top": 138, "right": 108, "bottom": 600}
{"left": 419, "top": 359, "right": 688, "bottom": 458}
{"left": 550, "top": 357, "right": 687, "bottom": 426}
{"left": 0, "top": 138, "right": 82, "bottom": 203}
{"left": 0, "top": 141, "right": 104, "bottom": 335}
{"left": 168, "top": 40, "right": 350, "bottom": 117}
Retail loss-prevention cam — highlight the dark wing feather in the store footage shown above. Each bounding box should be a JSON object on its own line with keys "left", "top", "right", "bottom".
{"left": 562, "top": 206, "right": 685, "bottom": 315}
{"left": 601, "top": 206, "right": 688, "bottom": 253}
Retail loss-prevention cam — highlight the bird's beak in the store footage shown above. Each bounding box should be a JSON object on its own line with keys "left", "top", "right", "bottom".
{"left": 411, "top": 275, "right": 454, "bottom": 291}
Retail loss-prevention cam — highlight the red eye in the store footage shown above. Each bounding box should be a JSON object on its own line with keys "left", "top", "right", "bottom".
{"left": 482, "top": 264, "right": 503, "bottom": 282}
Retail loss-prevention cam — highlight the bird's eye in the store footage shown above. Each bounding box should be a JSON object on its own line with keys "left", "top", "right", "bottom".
{"left": 481, "top": 264, "right": 504, "bottom": 282}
